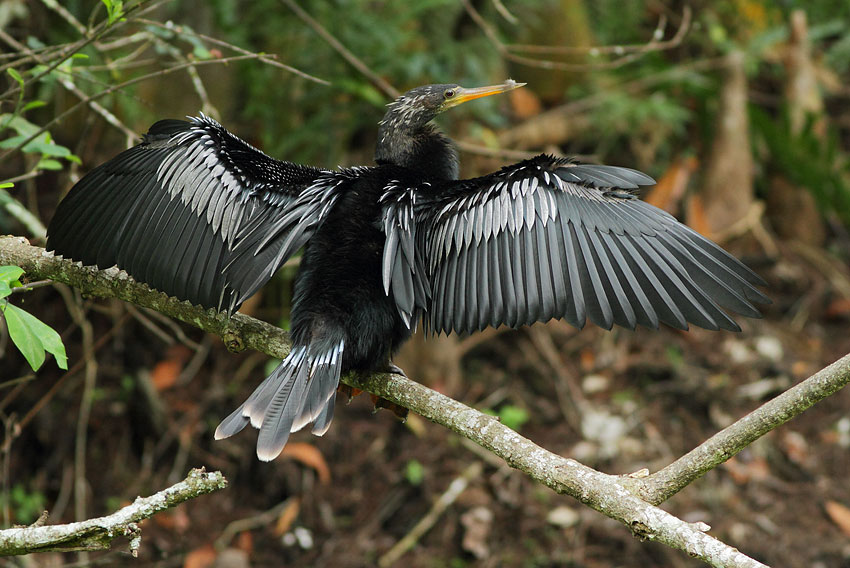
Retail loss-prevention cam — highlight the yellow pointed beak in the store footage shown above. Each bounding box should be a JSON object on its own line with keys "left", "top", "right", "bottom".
{"left": 442, "top": 79, "right": 526, "bottom": 110}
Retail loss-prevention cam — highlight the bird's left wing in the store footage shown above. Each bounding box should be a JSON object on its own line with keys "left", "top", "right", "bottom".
{"left": 47, "top": 115, "right": 342, "bottom": 314}
{"left": 418, "top": 155, "right": 769, "bottom": 335}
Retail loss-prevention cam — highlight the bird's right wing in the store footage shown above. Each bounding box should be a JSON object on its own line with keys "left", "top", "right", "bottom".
{"left": 418, "top": 155, "right": 769, "bottom": 335}
{"left": 47, "top": 115, "right": 343, "bottom": 313}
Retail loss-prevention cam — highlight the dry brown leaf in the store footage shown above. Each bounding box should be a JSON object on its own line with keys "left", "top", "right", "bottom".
{"left": 151, "top": 345, "right": 192, "bottom": 391}
{"left": 685, "top": 194, "right": 713, "bottom": 239}
{"left": 825, "top": 501, "right": 850, "bottom": 537}
{"left": 779, "top": 431, "right": 810, "bottom": 466}
{"left": 825, "top": 298, "right": 850, "bottom": 319}
{"left": 238, "top": 291, "right": 263, "bottom": 317}
{"left": 280, "top": 443, "right": 331, "bottom": 484}
{"left": 461, "top": 507, "right": 494, "bottom": 559}
{"left": 644, "top": 156, "right": 697, "bottom": 214}
{"left": 183, "top": 544, "right": 217, "bottom": 568}
{"left": 153, "top": 508, "right": 190, "bottom": 533}
{"left": 235, "top": 530, "right": 253, "bottom": 554}
{"left": 151, "top": 359, "right": 182, "bottom": 391}
{"left": 579, "top": 347, "right": 595, "bottom": 371}
{"left": 273, "top": 498, "right": 302, "bottom": 537}
{"left": 509, "top": 87, "right": 542, "bottom": 120}
{"left": 723, "top": 456, "right": 770, "bottom": 484}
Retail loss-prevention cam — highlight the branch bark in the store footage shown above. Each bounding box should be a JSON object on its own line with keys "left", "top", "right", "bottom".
{"left": 4, "top": 235, "right": 848, "bottom": 567}
{"left": 0, "top": 468, "right": 227, "bottom": 556}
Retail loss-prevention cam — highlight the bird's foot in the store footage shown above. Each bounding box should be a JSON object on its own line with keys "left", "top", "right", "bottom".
{"left": 372, "top": 362, "right": 409, "bottom": 421}
{"left": 336, "top": 366, "right": 410, "bottom": 420}
{"left": 382, "top": 362, "right": 408, "bottom": 377}
{"left": 371, "top": 396, "right": 409, "bottom": 422}
{"left": 337, "top": 383, "right": 362, "bottom": 404}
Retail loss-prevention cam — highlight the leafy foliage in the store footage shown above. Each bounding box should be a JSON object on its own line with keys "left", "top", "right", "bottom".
{"left": 0, "top": 266, "right": 67, "bottom": 371}
{"left": 751, "top": 107, "right": 850, "bottom": 226}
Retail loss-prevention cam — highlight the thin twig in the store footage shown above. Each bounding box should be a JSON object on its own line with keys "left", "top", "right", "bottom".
{"left": 490, "top": 0, "right": 518, "bottom": 25}
{"left": 0, "top": 54, "right": 283, "bottom": 165}
{"left": 214, "top": 497, "right": 297, "bottom": 550}
{"left": 628, "top": 352, "right": 850, "bottom": 504}
{"left": 378, "top": 462, "right": 483, "bottom": 567}
{"left": 461, "top": 0, "right": 691, "bottom": 71}
{"left": 136, "top": 19, "right": 329, "bottom": 86}
{"left": 10, "top": 279, "right": 53, "bottom": 293}
{"left": 0, "top": 27, "right": 138, "bottom": 141}
{"left": 125, "top": 303, "right": 177, "bottom": 345}
{"left": 40, "top": 0, "right": 89, "bottom": 36}
{"left": 279, "top": 0, "right": 400, "bottom": 99}
{"left": 0, "top": 190, "right": 47, "bottom": 239}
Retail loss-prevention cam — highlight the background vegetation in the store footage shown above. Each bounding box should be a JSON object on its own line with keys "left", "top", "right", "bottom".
{"left": 1, "top": 0, "right": 849, "bottom": 566}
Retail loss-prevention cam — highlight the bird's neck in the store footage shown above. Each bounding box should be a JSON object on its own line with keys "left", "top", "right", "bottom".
{"left": 375, "top": 124, "right": 459, "bottom": 181}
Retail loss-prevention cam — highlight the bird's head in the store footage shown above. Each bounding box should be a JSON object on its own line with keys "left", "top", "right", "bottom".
{"left": 380, "top": 80, "right": 525, "bottom": 131}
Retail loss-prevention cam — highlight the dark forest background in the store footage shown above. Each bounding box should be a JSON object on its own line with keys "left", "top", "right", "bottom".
{"left": 1, "top": 1, "right": 850, "bottom": 566}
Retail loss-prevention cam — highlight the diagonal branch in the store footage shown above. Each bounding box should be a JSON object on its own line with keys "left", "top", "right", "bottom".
{"left": 627, "top": 352, "right": 850, "bottom": 504}
{"left": 4, "top": 235, "right": 849, "bottom": 567}
{"left": 0, "top": 468, "right": 227, "bottom": 556}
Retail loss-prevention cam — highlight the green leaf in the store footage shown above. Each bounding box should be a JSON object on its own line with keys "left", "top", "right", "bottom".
{"left": 0, "top": 266, "right": 25, "bottom": 284}
{"left": 0, "top": 183, "right": 13, "bottom": 189}
{"left": 404, "top": 459, "right": 425, "bottom": 486}
{"left": 0, "top": 114, "right": 39, "bottom": 137}
{"left": 0, "top": 265, "right": 24, "bottom": 299}
{"left": 6, "top": 68, "right": 23, "bottom": 86}
{"left": 36, "top": 158, "right": 63, "bottom": 170}
{"left": 2, "top": 303, "right": 44, "bottom": 371}
{"left": 101, "top": 0, "right": 125, "bottom": 25}
{"left": 497, "top": 405, "right": 530, "bottom": 431}
{"left": 27, "top": 136, "right": 71, "bottom": 157}
{"left": 22, "top": 100, "right": 47, "bottom": 112}
{"left": 1, "top": 302, "right": 68, "bottom": 370}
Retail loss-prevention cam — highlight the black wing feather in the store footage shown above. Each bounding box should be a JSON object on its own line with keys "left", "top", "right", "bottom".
{"left": 419, "top": 155, "right": 768, "bottom": 335}
{"left": 47, "top": 115, "right": 336, "bottom": 313}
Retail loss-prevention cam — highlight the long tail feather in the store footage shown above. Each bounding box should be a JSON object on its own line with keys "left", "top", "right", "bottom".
{"left": 213, "top": 339, "right": 345, "bottom": 461}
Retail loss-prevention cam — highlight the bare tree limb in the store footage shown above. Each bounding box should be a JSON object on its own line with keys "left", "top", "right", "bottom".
{"left": 5, "top": 235, "right": 849, "bottom": 567}
{"left": 0, "top": 468, "right": 227, "bottom": 556}
{"left": 347, "top": 372, "right": 770, "bottom": 568}
{"left": 628, "top": 352, "right": 850, "bottom": 504}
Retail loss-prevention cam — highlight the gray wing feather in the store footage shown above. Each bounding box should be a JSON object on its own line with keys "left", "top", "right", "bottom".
{"left": 380, "top": 183, "right": 431, "bottom": 328}
{"left": 214, "top": 338, "right": 345, "bottom": 462}
{"left": 420, "top": 155, "right": 768, "bottom": 335}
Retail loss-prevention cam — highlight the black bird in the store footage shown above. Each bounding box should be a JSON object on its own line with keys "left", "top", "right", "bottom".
{"left": 46, "top": 81, "right": 768, "bottom": 460}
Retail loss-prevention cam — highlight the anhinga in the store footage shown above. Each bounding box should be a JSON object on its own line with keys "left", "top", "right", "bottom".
{"left": 46, "top": 81, "right": 768, "bottom": 460}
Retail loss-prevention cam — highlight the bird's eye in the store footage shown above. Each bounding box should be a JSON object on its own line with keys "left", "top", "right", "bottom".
{"left": 444, "top": 89, "right": 455, "bottom": 99}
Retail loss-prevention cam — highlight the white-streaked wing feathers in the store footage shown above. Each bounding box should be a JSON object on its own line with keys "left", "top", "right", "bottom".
{"left": 419, "top": 156, "right": 768, "bottom": 335}
{"left": 47, "top": 115, "right": 341, "bottom": 313}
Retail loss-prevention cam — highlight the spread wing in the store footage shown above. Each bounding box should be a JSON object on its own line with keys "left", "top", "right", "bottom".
{"left": 47, "top": 115, "right": 342, "bottom": 313}
{"left": 418, "top": 155, "right": 769, "bottom": 335}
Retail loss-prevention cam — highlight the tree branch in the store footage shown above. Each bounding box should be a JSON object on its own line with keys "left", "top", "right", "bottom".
{"left": 0, "top": 468, "right": 227, "bottom": 556}
{"left": 628, "top": 352, "right": 850, "bottom": 504}
{"left": 5, "top": 235, "right": 848, "bottom": 567}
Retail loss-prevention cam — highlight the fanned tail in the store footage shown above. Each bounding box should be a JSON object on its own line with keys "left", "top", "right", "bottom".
{"left": 214, "top": 338, "right": 345, "bottom": 461}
